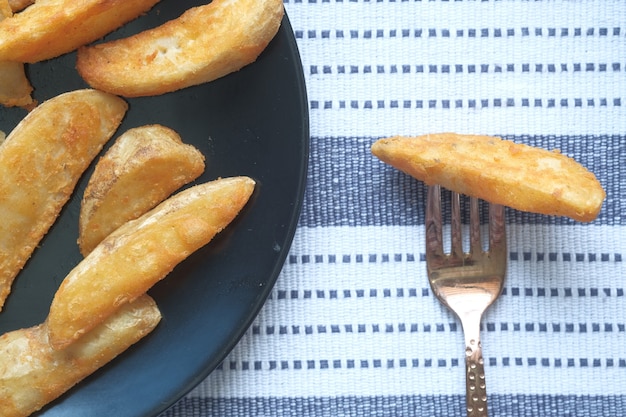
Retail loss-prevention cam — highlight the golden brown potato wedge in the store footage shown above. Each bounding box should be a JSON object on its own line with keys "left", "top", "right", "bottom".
{"left": 0, "top": 1, "right": 34, "bottom": 109}
{"left": 0, "top": 295, "right": 160, "bottom": 417}
{"left": 47, "top": 176, "right": 255, "bottom": 350}
{"left": 78, "top": 124, "right": 205, "bottom": 256}
{"left": 76, "top": 0, "right": 284, "bottom": 97}
{"left": 371, "top": 133, "right": 605, "bottom": 222}
{"left": 0, "top": 0, "right": 160, "bottom": 63}
{"left": 0, "top": 89, "right": 128, "bottom": 311}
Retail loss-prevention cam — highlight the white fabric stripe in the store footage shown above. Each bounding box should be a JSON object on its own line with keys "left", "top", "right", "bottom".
{"left": 285, "top": 1, "right": 626, "bottom": 136}
{"left": 287, "top": 224, "right": 626, "bottom": 259}
{"left": 285, "top": 0, "right": 626, "bottom": 29}
{"left": 305, "top": 107, "right": 626, "bottom": 137}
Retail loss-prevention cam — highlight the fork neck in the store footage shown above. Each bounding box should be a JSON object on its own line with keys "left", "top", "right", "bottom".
{"left": 459, "top": 310, "right": 488, "bottom": 417}
{"left": 459, "top": 310, "right": 483, "bottom": 348}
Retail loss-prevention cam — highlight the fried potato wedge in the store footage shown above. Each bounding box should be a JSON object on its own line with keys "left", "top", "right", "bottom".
{"left": 0, "top": 295, "right": 160, "bottom": 417}
{"left": 0, "top": 89, "right": 128, "bottom": 311}
{"left": 76, "top": 0, "right": 284, "bottom": 97}
{"left": 48, "top": 176, "right": 255, "bottom": 349}
{"left": 371, "top": 133, "right": 605, "bottom": 222}
{"left": 78, "top": 124, "right": 205, "bottom": 256}
{"left": 0, "top": 1, "right": 33, "bottom": 109}
{"left": 0, "top": 0, "right": 161, "bottom": 63}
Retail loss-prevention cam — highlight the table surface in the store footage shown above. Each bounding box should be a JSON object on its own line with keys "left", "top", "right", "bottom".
{"left": 162, "top": 1, "right": 626, "bottom": 416}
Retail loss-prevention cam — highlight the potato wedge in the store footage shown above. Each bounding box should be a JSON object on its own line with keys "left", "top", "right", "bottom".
{"left": 79, "top": 124, "right": 205, "bottom": 256}
{"left": 48, "top": 176, "right": 255, "bottom": 350}
{"left": 0, "top": 294, "right": 160, "bottom": 417}
{"left": 0, "top": 1, "right": 34, "bottom": 109}
{"left": 0, "top": 0, "right": 160, "bottom": 63}
{"left": 0, "top": 89, "right": 128, "bottom": 311}
{"left": 76, "top": 0, "right": 284, "bottom": 97}
{"left": 371, "top": 133, "right": 605, "bottom": 222}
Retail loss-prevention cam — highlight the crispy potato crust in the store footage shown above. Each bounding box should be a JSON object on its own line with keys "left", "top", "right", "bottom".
{"left": 0, "top": 0, "right": 161, "bottom": 63}
{"left": 0, "top": 89, "right": 128, "bottom": 311}
{"left": 48, "top": 177, "right": 255, "bottom": 350}
{"left": 79, "top": 124, "right": 205, "bottom": 256}
{"left": 76, "top": 0, "right": 284, "bottom": 97}
{"left": 371, "top": 133, "right": 605, "bottom": 222}
{"left": 0, "top": 295, "right": 160, "bottom": 417}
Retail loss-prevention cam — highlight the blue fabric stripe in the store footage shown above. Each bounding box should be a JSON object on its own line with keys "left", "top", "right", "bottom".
{"left": 283, "top": 252, "right": 624, "bottom": 265}
{"left": 300, "top": 135, "right": 623, "bottom": 227}
{"left": 160, "top": 395, "right": 626, "bottom": 416}
{"left": 296, "top": 27, "right": 624, "bottom": 40}
{"left": 309, "top": 98, "right": 624, "bottom": 110}
{"left": 309, "top": 63, "right": 624, "bottom": 75}
{"left": 271, "top": 286, "right": 624, "bottom": 300}
{"left": 211, "top": 356, "right": 625, "bottom": 370}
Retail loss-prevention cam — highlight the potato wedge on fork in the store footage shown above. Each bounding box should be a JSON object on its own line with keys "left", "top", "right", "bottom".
{"left": 371, "top": 133, "right": 605, "bottom": 222}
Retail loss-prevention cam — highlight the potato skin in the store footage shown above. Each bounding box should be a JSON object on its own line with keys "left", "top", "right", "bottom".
{"left": 0, "top": 89, "right": 127, "bottom": 311}
{"left": 0, "top": 295, "right": 160, "bottom": 417}
{"left": 78, "top": 124, "right": 205, "bottom": 256}
{"left": 76, "top": 0, "right": 284, "bottom": 97}
{"left": 0, "top": 0, "right": 161, "bottom": 63}
{"left": 371, "top": 133, "right": 605, "bottom": 222}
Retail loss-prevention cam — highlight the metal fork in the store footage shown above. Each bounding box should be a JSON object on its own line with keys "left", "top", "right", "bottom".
{"left": 425, "top": 185, "right": 507, "bottom": 417}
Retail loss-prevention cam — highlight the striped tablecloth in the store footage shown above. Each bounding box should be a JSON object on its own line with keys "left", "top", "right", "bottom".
{"left": 163, "top": 1, "right": 626, "bottom": 416}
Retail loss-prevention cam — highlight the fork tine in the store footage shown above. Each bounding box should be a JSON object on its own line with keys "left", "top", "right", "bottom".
{"left": 450, "top": 192, "right": 463, "bottom": 258}
{"left": 488, "top": 203, "right": 506, "bottom": 253}
{"left": 469, "top": 197, "right": 482, "bottom": 256}
{"left": 425, "top": 185, "right": 444, "bottom": 258}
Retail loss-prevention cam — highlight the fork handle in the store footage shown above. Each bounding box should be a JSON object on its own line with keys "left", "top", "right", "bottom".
{"left": 464, "top": 326, "right": 488, "bottom": 417}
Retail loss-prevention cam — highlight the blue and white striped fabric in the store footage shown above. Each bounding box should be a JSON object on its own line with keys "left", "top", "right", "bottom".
{"left": 163, "top": 1, "right": 626, "bottom": 416}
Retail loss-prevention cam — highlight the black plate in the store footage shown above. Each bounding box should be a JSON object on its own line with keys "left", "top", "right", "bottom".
{"left": 0, "top": 4, "right": 308, "bottom": 416}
